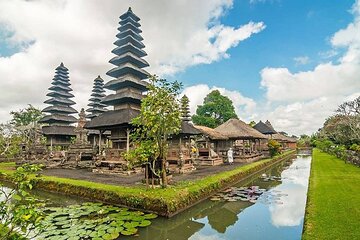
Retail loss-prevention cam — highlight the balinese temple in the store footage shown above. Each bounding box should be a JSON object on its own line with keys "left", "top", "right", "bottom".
{"left": 86, "top": 76, "right": 107, "bottom": 119}
{"left": 85, "top": 7, "right": 149, "bottom": 155}
{"left": 86, "top": 76, "right": 108, "bottom": 148}
{"left": 38, "top": 63, "right": 77, "bottom": 149}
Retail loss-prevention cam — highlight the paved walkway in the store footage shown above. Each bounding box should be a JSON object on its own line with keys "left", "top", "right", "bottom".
{"left": 42, "top": 162, "right": 247, "bottom": 186}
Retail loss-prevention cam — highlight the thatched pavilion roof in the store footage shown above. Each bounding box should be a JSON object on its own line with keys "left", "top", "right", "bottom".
{"left": 179, "top": 121, "right": 202, "bottom": 135}
{"left": 215, "top": 119, "right": 267, "bottom": 139}
{"left": 270, "top": 133, "right": 297, "bottom": 143}
{"left": 194, "top": 125, "right": 228, "bottom": 140}
{"left": 253, "top": 120, "right": 277, "bottom": 135}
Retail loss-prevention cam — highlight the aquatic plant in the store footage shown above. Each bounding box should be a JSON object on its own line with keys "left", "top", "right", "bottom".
{"left": 38, "top": 202, "right": 157, "bottom": 240}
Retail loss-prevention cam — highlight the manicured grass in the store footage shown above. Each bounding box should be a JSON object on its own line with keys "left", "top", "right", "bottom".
{"left": 303, "top": 149, "right": 360, "bottom": 240}
{"left": 0, "top": 150, "right": 295, "bottom": 216}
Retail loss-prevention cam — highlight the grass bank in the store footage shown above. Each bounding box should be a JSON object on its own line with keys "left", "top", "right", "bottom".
{"left": 303, "top": 149, "right": 360, "bottom": 239}
{"left": 0, "top": 150, "right": 295, "bottom": 217}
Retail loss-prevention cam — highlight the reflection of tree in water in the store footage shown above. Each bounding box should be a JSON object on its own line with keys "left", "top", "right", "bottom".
{"left": 125, "top": 158, "right": 295, "bottom": 239}
{"left": 206, "top": 201, "right": 251, "bottom": 233}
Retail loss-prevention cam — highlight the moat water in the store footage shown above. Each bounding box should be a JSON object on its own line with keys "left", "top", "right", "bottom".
{"left": 1, "top": 151, "right": 312, "bottom": 240}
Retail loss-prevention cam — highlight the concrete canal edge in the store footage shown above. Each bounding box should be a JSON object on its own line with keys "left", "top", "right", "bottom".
{"left": 0, "top": 150, "right": 296, "bottom": 217}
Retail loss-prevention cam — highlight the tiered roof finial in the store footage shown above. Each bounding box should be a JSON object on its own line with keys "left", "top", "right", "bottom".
{"left": 39, "top": 62, "right": 77, "bottom": 125}
{"left": 86, "top": 76, "right": 107, "bottom": 119}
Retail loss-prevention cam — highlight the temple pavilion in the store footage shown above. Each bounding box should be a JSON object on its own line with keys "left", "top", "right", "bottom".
{"left": 254, "top": 120, "right": 297, "bottom": 151}
{"left": 38, "top": 63, "right": 77, "bottom": 149}
{"left": 215, "top": 118, "right": 267, "bottom": 162}
{"left": 85, "top": 7, "right": 149, "bottom": 155}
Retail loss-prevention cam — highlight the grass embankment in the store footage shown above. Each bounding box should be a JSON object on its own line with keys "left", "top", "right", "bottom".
{"left": 0, "top": 150, "right": 294, "bottom": 217}
{"left": 303, "top": 149, "right": 360, "bottom": 240}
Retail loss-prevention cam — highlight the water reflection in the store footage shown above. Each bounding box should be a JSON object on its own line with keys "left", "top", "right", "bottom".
{"left": 132, "top": 154, "right": 311, "bottom": 240}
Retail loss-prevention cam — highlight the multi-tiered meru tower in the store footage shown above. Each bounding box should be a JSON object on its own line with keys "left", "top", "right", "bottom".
{"left": 86, "top": 76, "right": 107, "bottom": 120}
{"left": 39, "top": 63, "right": 77, "bottom": 147}
{"left": 86, "top": 7, "right": 149, "bottom": 150}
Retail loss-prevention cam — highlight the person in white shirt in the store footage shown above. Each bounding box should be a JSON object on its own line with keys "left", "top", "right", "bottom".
{"left": 227, "top": 147, "right": 234, "bottom": 165}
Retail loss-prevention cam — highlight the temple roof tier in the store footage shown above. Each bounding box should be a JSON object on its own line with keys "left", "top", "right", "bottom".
{"left": 119, "top": 7, "right": 140, "bottom": 21}
{"left": 104, "top": 76, "right": 148, "bottom": 91}
{"left": 47, "top": 91, "right": 74, "bottom": 98}
{"left": 118, "top": 22, "right": 142, "bottom": 34}
{"left": 109, "top": 52, "right": 149, "bottom": 68}
{"left": 42, "top": 105, "right": 78, "bottom": 114}
{"left": 101, "top": 90, "right": 143, "bottom": 106}
{"left": 114, "top": 35, "right": 145, "bottom": 49}
{"left": 49, "top": 85, "right": 72, "bottom": 92}
{"left": 41, "top": 125, "right": 76, "bottom": 136}
{"left": 111, "top": 43, "right": 147, "bottom": 58}
{"left": 106, "top": 63, "right": 149, "bottom": 79}
{"left": 119, "top": 17, "right": 141, "bottom": 27}
{"left": 85, "top": 108, "right": 140, "bottom": 129}
{"left": 44, "top": 97, "right": 76, "bottom": 106}
{"left": 38, "top": 114, "right": 77, "bottom": 124}
{"left": 116, "top": 29, "right": 143, "bottom": 42}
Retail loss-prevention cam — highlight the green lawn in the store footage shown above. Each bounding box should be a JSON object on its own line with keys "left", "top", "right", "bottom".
{"left": 303, "top": 149, "right": 360, "bottom": 240}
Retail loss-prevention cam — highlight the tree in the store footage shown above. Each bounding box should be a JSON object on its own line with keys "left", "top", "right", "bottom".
{"left": 130, "top": 76, "right": 182, "bottom": 186}
{"left": 0, "top": 124, "right": 22, "bottom": 158}
{"left": 0, "top": 164, "right": 45, "bottom": 239}
{"left": 10, "top": 105, "right": 43, "bottom": 127}
{"left": 180, "top": 95, "right": 191, "bottom": 121}
{"left": 192, "top": 90, "right": 238, "bottom": 128}
{"left": 248, "top": 121, "right": 256, "bottom": 127}
{"left": 320, "top": 96, "right": 360, "bottom": 146}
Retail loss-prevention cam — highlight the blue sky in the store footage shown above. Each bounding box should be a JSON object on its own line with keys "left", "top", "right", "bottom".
{"left": 174, "top": 0, "right": 354, "bottom": 100}
{"left": 0, "top": 0, "right": 359, "bottom": 135}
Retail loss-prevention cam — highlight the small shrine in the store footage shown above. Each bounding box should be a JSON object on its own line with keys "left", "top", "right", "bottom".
{"left": 67, "top": 108, "right": 94, "bottom": 166}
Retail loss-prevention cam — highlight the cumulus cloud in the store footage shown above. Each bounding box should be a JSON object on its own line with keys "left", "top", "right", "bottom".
{"left": 0, "top": 0, "right": 265, "bottom": 123}
{"left": 258, "top": 0, "right": 360, "bottom": 135}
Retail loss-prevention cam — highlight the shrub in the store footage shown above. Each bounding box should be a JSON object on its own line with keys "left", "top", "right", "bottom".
{"left": 268, "top": 139, "right": 281, "bottom": 157}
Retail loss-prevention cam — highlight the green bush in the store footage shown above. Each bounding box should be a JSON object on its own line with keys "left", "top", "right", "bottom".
{"left": 268, "top": 139, "right": 281, "bottom": 157}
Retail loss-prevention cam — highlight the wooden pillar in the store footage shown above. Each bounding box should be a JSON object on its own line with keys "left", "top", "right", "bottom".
{"left": 99, "top": 130, "right": 102, "bottom": 154}
{"left": 126, "top": 128, "right": 130, "bottom": 153}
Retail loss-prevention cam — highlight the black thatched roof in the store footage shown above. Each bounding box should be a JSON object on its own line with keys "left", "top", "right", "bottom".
{"left": 253, "top": 120, "right": 277, "bottom": 135}
{"left": 41, "top": 125, "right": 76, "bottom": 136}
{"left": 179, "top": 121, "right": 201, "bottom": 135}
{"left": 85, "top": 108, "right": 140, "bottom": 129}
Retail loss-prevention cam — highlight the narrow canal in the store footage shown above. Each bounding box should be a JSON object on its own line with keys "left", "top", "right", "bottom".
{"left": 130, "top": 151, "right": 312, "bottom": 240}
{"left": 1, "top": 151, "right": 311, "bottom": 240}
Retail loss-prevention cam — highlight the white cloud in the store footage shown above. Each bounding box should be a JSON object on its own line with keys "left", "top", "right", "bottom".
{"left": 258, "top": 1, "right": 360, "bottom": 135}
{"left": 0, "top": 0, "right": 265, "bottom": 123}
{"left": 293, "top": 56, "right": 310, "bottom": 65}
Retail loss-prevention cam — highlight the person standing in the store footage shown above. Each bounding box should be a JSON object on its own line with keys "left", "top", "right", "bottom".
{"left": 227, "top": 147, "right": 234, "bottom": 165}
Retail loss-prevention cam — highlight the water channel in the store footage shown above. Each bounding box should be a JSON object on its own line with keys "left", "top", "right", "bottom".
{"left": 1, "top": 151, "right": 312, "bottom": 239}
{"left": 129, "top": 152, "right": 312, "bottom": 240}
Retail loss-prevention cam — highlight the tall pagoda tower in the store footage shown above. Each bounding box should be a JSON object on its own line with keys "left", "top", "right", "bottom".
{"left": 86, "top": 76, "right": 107, "bottom": 119}
{"left": 86, "top": 7, "right": 149, "bottom": 150}
{"left": 39, "top": 63, "right": 77, "bottom": 147}
{"left": 180, "top": 95, "right": 191, "bottom": 121}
